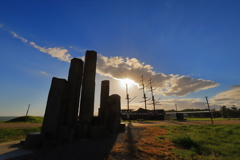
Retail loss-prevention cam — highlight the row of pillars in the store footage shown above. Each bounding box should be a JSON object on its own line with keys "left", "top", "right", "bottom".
{"left": 24, "top": 50, "right": 123, "bottom": 148}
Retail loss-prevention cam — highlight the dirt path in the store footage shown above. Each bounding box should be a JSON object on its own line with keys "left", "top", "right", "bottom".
{"left": 125, "top": 120, "right": 240, "bottom": 127}
{"left": 0, "top": 123, "right": 42, "bottom": 128}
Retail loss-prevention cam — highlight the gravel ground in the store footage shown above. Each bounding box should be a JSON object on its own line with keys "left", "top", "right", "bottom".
{"left": 9, "top": 125, "right": 146, "bottom": 160}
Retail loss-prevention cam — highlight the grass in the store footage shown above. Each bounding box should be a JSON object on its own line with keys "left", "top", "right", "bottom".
{"left": 0, "top": 127, "right": 41, "bottom": 143}
{"left": 108, "top": 126, "right": 177, "bottom": 159}
{"left": 121, "top": 120, "right": 155, "bottom": 123}
{"left": 121, "top": 118, "right": 240, "bottom": 122}
{"left": 186, "top": 118, "right": 240, "bottom": 121}
{"left": 166, "top": 117, "right": 240, "bottom": 122}
{"left": 5, "top": 116, "right": 43, "bottom": 123}
{"left": 159, "top": 124, "right": 240, "bottom": 159}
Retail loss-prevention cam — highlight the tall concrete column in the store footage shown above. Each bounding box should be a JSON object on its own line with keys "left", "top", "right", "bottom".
{"left": 98, "top": 80, "right": 110, "bottom": 129}
{"left": 65, "top": 58, "right": 83, "bottom": 126}
{"left": 41, "top": 77, "right": 69, "bottom": 138}
{"left": 79, "top": 50, "right": 97, "bottom": 137}
{"left": 108, "top": 94, "right": 121, "bottom": 132}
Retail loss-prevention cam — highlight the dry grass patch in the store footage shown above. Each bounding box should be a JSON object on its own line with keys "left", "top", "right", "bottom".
{"left": 108, "top": 126, "right": 177, "bottom": 159}
{"left": 137, "top": 127, "right": 176, "bottom": 159}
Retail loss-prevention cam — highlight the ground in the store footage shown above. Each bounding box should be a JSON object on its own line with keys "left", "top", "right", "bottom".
{"left": 1, "top": 120, "right": 240, "bottom": 160}
{"left": 1, "top": 120, "right": 240, "bottom": 128}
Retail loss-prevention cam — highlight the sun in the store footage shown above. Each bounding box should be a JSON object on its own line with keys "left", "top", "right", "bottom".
{"left": 119, "top": 78, "right": 135, "bottom": 87}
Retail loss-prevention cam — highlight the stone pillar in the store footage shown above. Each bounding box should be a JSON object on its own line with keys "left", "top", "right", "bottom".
{"left": 108, "top": 94, "right": 121, "bottom": 132}
{"left": 41, "top": 77, "right": 69, "bottom": 138}
{"left": 98, "top": 80, "right": 110, "bottom": 129}
{"left": 79, "top": 50, "right": 97, "bottom": 137}
{"left": 65, "top": 58, "right": 84, "bottom": 126}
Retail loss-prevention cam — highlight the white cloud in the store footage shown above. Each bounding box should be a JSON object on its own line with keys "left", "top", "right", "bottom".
{"left": 163, "top": 76, "right": 219, "bottom": 96}
{"left": 69, "top": 46, "right": 86, "bottom": 53}
{"left": 10, "top": 31, "right": 28, "bottom": 43}
{"left": 9, "top": 30, "right": 71, "bottom": 62}
{"left": 40, "top": 71, "right": 48, "bottom": 75}
{"left": 95, "top": 54, "right": 219, "bottom": 96}
{"left": 30, "top": 42, "right": 72, "bottom": 62}
{"left": 211, "top": 87, "right": 240, "bottom": 106}
{"left": 124, "top": 98, "right": 220, "bottom": 110}
{"left": 229, "top": 84, "right": 240, "bottom": 89}
{"left": 161, "top": 98, "right": 212, "bottom": 110}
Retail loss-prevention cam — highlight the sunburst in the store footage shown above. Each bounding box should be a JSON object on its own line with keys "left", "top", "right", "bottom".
{"left": 118, "top": 78, "right": 136, "bottom": 88}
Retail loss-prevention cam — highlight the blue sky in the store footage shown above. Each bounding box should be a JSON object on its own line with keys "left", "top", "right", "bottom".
{"left": 0, "top": 0, "right": 239, "bottom": 116}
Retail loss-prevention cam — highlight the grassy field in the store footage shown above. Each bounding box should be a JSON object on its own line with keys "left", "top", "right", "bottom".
{"left": 181, "top": 118, "right": 240, "bottom": 121}
{"left": 121, "top": 118, "right": 240, "bottom": 122}
{"left": 0, "top": 127, "right": 41, "bottom": 143}
{"left": 2, "top": 116, "right": 44, "bottom": 123}
{"left": 158, "top": 124, "right": 240, "bottom": 160}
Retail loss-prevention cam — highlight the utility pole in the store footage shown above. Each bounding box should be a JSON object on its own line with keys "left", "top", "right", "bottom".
{"left": 220, "top": 106, "right": 223, "bottom": 118}
{"left": 175, "top": 104, "right": 178, "bottom": 112}
{"left": 26, "top": 104, "right": 30, "bottom": 116}
{"left": 140, "top": 75, "right": 147, "bottom": 109}
{"left": 205, "top": 96, "right": 214, "bottom": 125}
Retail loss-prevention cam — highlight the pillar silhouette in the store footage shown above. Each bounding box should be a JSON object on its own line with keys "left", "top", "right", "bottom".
{"left": 108, "top": 94, "right": 121, "bottom": 132}
{"left": 79, "top": 50, "right": 97, "bottom": 137}
{"left": 65, "top": 58, "right": 83, "bottom": 126}
{"left": 41, "top": 77, "right": 69, "bottom": 138}
{"left": 98, "top": 80, "right": 110, "bottom": 129}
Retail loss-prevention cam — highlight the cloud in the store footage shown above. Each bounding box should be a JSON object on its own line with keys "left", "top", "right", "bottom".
{"left": 40, "top": 71, "right": 48, "bottom": 75}
{"left": 125, "top": 98, "right": 220, "bottom": 110}
{"left": 96, "top": 54, "right": 219, "bottom": 96}
{"left": 30, "top": 42, "right": 72, "bottom": 62}
{"left": 163, "top": 76, "right": 219, "bottom": 96}
{"left": 161, "top": 98, "right": 211, "bottom": 110}
{"left": 229, "top": 84, "right": 240, "bottom": 89}
{"left": 69, "top": 46, "right": 86, "bottom": 53}
{"left": 8, "top": 31, "right": 71, "bottom": 62}
{"left": 211, "top": 87, "right": 240, "bottom": 106}
{"left": 10, "top": 31, "right": 28, "bottom": 43}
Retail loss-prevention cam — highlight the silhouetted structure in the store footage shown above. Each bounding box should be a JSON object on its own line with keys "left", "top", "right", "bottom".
{"left": 41, "top": 77, "right": 69, "bottom": 138}
{"left": 176, "top": 113, "right": 184, "bottom": 120}
{"left": 121, "top": 108, "right": 165, "bottom": 120}
{"left": 108, "top": 94, "right": 121, "bottom": 132}
{"left": 23, "top": 50, "right": 124, "bottom": 149}
{"left": 65, "top": 58, "right": 83, "bottom": 126}
{"left": 98, "top": 80, "right": 110, "bottom": 130}
{"left": 79, "top": 50, "right": 97, "bottom": 137}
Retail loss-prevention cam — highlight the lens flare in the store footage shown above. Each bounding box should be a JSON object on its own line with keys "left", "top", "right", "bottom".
{"left": 115, "top": 78, "right": 139, "bottom": 88}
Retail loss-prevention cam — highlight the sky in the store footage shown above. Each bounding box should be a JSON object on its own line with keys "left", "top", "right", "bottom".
{"left": 0, "top": 0, "right": 239, "bottom": 116}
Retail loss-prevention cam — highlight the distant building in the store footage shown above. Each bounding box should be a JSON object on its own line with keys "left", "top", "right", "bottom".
{"left": 121, "top": 108, "right": 165, "bottom": 120}
{"left": 165, "top": 111, "right": 218, "bottom": 119}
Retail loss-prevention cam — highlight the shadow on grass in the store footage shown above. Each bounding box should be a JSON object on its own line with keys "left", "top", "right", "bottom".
{"left": 171, "top": 135, "right": 208, "bottom": 155}
{"left": 125, "top": 122, "right": 138, "bottom": 158}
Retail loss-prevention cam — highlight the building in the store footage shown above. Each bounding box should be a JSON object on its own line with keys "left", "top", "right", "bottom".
{"left": 165, "top": 111, "right": 221, "bottom": 119}
{"left": 121, "top": 108, "right": 165, "bottom": 120}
